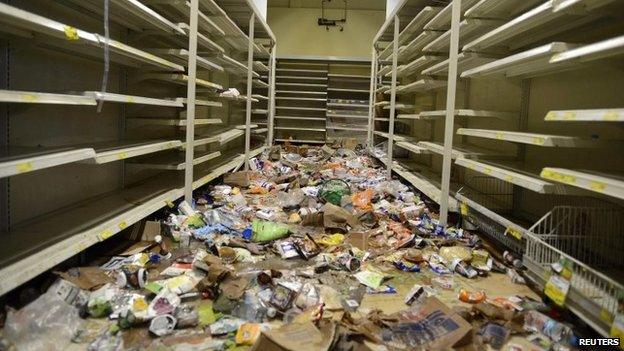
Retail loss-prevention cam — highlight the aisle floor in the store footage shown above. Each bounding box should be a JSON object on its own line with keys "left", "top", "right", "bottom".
{"left": 3, "top": 144, "right": 582, "bottom": 351}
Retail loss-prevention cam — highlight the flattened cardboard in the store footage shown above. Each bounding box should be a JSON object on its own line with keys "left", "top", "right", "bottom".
{"left": 251, "top": 321, "right": 335, "bottom": 351}
{"left": 141, "top": 221, "right": 161, "bottom": 241}
{"left": 224, "top": 171, "right": 251, "bottom": 187}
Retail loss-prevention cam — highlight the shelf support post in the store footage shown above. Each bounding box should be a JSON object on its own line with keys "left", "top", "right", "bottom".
{"left": 267, "top": 43, "right": 277, "bottom": 147}
{"left": 386, "top": 15, "right": 400, "bottom": 178}
{"left": 367, "top": 46, "right": 378, "bottom": 148}
{"left": 244, "top": 14, "right": 256, "bottom": 170}
{"left": 439, "top": 0, "right": 462, "bottom": 226}
{"left": 184, "top": 0, "right": 199, "bottom": 203}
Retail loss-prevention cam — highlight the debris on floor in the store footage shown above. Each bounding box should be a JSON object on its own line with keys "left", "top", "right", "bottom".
{"left": 0, "top": 144, "right": 588, "bottom": 350}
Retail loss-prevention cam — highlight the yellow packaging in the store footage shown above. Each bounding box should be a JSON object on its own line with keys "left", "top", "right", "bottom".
{"left": 235, "top": 323, "right": 262, "bottom": 345}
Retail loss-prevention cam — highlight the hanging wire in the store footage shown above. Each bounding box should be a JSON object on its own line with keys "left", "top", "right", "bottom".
{"left": 97, "top": 0, "right": 110, "bottom": 113}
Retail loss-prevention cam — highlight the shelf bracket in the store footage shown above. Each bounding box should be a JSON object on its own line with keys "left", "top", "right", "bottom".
{"left": 439, "top": 0, "right": 462, "bottom": 226}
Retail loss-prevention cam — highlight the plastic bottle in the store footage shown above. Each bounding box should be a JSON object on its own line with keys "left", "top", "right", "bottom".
{"left": 524, "top": 310, "right": 573, "bottom": 343}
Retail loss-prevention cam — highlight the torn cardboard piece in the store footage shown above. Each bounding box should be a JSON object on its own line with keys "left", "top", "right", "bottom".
{"left": 56, "top": 267, "right": 114, "bottom": 291}
{"left": 251, "top": 321, "right": 336, "bottom": 351}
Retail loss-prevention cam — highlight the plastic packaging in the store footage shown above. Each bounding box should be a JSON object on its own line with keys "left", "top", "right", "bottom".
{"left": 318, "top": 179, "right": 351, "bottom": 205}
{"left": 149, "top": 314, "right": 177, "bottom": 336}
{"left": 5, "top": 281, "right": 84, "bottom": 351}
{"left": 482, "top": 323, "right": 509, "bottom": 350}
{"left": 277, "top": 189, "right": 305, "bottom": 208}
{"left": 352, "top": 189, "right": 374, "bottom": 210}
{"left": 251, "top": 219, "right": 290, "bottom": 242}
{"left": 524, "top": 310, "right": 574, "bottom": 343}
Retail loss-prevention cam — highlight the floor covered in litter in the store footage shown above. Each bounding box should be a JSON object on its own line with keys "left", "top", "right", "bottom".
{"left": 2, "top": 144, "right": 592, "bottom": 351}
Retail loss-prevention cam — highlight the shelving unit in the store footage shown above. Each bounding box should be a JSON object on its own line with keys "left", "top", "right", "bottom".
{"left": 0, "top": 1, "right": 276, "bottom": 298}
{"left": 369, "top": 0, "right": 624, "bottom": 338}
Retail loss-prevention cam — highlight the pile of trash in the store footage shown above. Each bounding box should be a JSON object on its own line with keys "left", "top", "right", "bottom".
{"left": 1, "top": 143, "right": 584, "bottom": 350}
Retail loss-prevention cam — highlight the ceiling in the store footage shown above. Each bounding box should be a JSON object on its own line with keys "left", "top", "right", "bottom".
{"left": 268, "top": 0, "right": 386, "bottom": 11}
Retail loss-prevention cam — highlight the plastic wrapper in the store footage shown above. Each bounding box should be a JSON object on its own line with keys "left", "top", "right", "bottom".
{"left": 251, "top": 219, "right": 291, "bottom": 242}
{"left": 352, "top": 188, "right": 374, "bottom": 210}
{"left": 277, "top": 189, "right": 305, "bottom": 208}
{"left": 148, "top": 288, "right": 181, "bottom": 317}
{"left": 318, "top": 179, "right": 351, "bottom": 205}
{"left": 5, "top": 281, "right": 84, "bottom": 351}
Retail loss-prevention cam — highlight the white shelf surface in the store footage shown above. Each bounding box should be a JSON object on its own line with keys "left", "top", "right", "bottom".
{"left": 276, "top": 68, "right": 328, "bottom": 74}
{"left": 417, "top": 141, "right": 515, "bottom": 159}
{"left": 455, "top": 158, "right": 579, "bottom": 194}
{"left": 461, "top": 42, "right": 578, "bottom": 78}
{"left": 253, "top": 79, "right": 270, "bottom": 88}
{"left": 424, "top": 19, "right": 503, "bottom": 53}
{"left": 276, "top": 116, "right": 326, "bottom": 121}
{"left": 457, "top": 128, "right": 621, "bottom": 148}
{"left": 0, "top": 90, "right": 96, "bottom": 105}
{"left": 373, "top": 130, "right": 414, "bottom": 142}
{"left": 176, "top": 97, "right": 222, "bottom": 107}
{"left": 275, "top": 126, "right": 326, "bottom": 132}
{"left": 378, "top": 6, "right": 442, "bottom": 59}
{"left": 465, "top": 0, "right": 544, "bottom": 20}
{"left": 396, "top": 55, "right": 444, "bottom": 77}
{"left": 395, "top": 141, "right": 430, "bottom": 155}
{"left": 276, "top": 106, "right": 326, "bottom": 112}
{"left": 83, "top": 92, "right": 183, "bottom": 107}
{"left": 179, "top": 23, "right": 224, "bottom": 53}
{"left": 127, "top": 117, "right": 222, "bottom": 127}
{"left": 0, "top": 147, "right": 96, "bottom": 179}
{"left": 0, "top": 3, "right": 184, "bottom": 71}
{"left": 276, "top": 90, "right": 327, "bottom": 96}
{"left": 377, "top": 66, "right": 392, "bottom": 77}
{"left": 327, "top": 114, "right": 369, "bottom": 119}
{"left": 276, "top": 97, "right": 326, "bottom": 102}
{"left": 550, "top": 34, "right": 624, "bottom": 64}
{"left": 187, "top": 128, "right": 245, "bottom": 147}
{"left": 545, "top": 108, "right": 624, "bottom": 122}
{"left": 85, "top": 140, "right": 182, "bottom": 164}
{"left": 540, "top": 168, "right": 624, "bottom": 200}
{"left": 146, "top": 0, "right": 225, "bottom": 36}
{"left": 66, "top": 0, "right": 185, "bottom": 35}
{"left": 394, "top": 79, "right": 447, "bottom": 94}
{"left": 413, "top": 109, "right": 517, "bottom": 120}
{"left": 326, "top": 124, "right": 367, "bottom": 132}
{"left": 462, "top": 0, "right": 611, "bottom": 53}
{"left": 276, "top": 82, "right": 326, "bottom": 88}
{"left": 328, "top": 88, "right": 369, "bottom": 93}
{"left": 327, "top": 102, "right": 368, "bottom": 109}
{"left": 383, "top": 103, "right": 416, "bottom": 111}
{"left": 132, "top": 151, "right": 222, "bottom": 170}
{"left": 424, "top": 0, "right": 480, "bottom": 30}
{"left": 455, "top": 192, "right": 527, "bottom": 239}
{"left": 398, "top": 31, "right": 443, "bottom": 62}
{"left": 274, "top": 139, "right": 325, "bottom": 144}
{"left": 253, "top": 60, "right": 269, "bottom": 72}
{"left": 138, "top": 73, "right": 223, "bottom": 90}
{"left": 0, "top": 174, "right": 183, "bottom": 296}
{"left": 150, "top": 49, "right": 224, "bottom": 72}
{"left": 423, "top": 52, "right": 500, "bottom": 76}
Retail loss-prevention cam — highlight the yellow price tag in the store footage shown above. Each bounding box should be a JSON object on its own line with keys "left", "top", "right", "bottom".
{"left": 460, "top": 202, "right": 469, "bottom": 216}
{"left": 483, "top": 167, "right": 492, "bottom": 174}
{"left": 63, "top": 26, "right": 80, "bottom": 40}
{"left": 99, "top": 229, "right": 114, "bottom": 241}
{"left": 506, "top": 227, "right": 523, "bottom": 240}
{"left": 16, "top": 162, "right": 33, "bottom": 173}
{"left": 590, "top": 181, "right": 606, "bottom": 192}
{"left": 117, "top": 152, "right": 128, "bottom": 160}
{"left": 496, "top": 132, "right": 504, "bottom": 140}
{"left": 544, "top": 112, "right": 556, "bottom": 120}
{"left": 544, "top": 274, "right": 570, "bottom": 306}
{"left": 604, "top": 111, "right": 619, "bottom": 121}
{"left": 532, "top": 137, "right": 545, "bottom": 145}
{"left": 118, "top": 221, "right": 127, "bottom": 230}
{"left": 610, "top": 314, "right": 624, "bottom": 350}
{"left": 166, "top": 200, "right": 175, "bottom": 208}
{"left": 21, "top": 94, "right": 38, "bottom": 102}
{"left": 504, "top": 175, "right": 514, "bottom": 182}
{"left": 563, "top": 112, "right": 576, "bottom": 120}
{"left": 541, "top": 169, "right": 576, "bottom": 185}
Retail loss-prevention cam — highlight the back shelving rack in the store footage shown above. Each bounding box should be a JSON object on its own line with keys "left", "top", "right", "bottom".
{"left": 0, "top": 0, "right": 275, "bottom": 297}
{"left": 271, "top": 59, "right": 329, "bottom": 144}
{"left": 369, "top": 0, "right": 624, "bottom": 337}
{"left": 326, "top": 64, "right": 372, "bottom": 143}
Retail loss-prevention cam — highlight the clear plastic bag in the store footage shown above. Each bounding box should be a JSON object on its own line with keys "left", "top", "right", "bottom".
{"left": 5, "top": 281, "right": 84, "bottom": 351}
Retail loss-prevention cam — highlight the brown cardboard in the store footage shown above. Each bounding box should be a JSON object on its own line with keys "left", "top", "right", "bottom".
{"left": 141, "top": 221, "right": 161, "bottom": 241}
{"left": 251, "top": 321, "right": 335, "bottom": 351}
{"left": 224, "top": 171, "right": 251, "bottom": 187}
{"left": 119, "top": 241, "right": 154, "bottom": 256}
{"left": 342, "top": 138, "right": 359, "bottom": 150}
{"left": 56, "top": 267, "right": 114, "bottom": 291}
{"left": 346, "top": 231, "right": 371, "bottom": 251}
